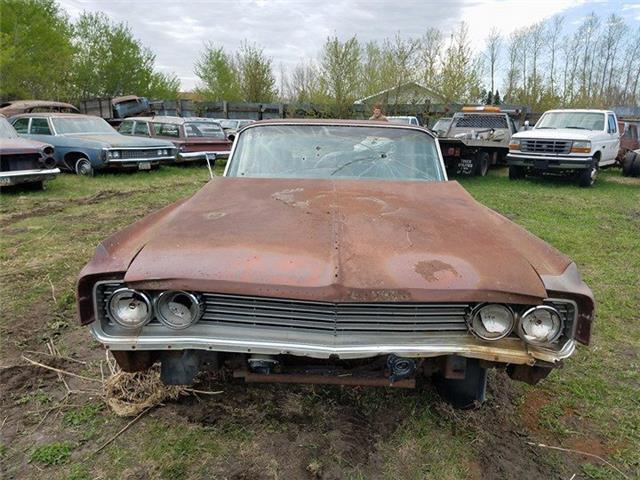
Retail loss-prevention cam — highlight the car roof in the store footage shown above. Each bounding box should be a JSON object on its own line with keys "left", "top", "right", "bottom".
{"left": 126, "top": 116, "right": 186, "bottom": 124}
{"left": 543, "top": 109, "right": 612, "bottom": 114}
{"left": 10, "top": 112, "right": 95, "bottom": 119}
{"left": 241, "top": 118, "right": 436, "bottom": 137}
{"left": 0, "top": 100, "right": 79, "bottom": 110}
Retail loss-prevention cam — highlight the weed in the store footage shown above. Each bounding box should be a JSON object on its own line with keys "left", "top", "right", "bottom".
{"left": 30, "top": 442, "right": 73, "bottom": 466}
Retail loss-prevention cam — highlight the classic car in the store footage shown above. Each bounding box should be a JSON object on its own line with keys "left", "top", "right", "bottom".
{"left": 387, "top": 116, "right": 420, "bottom": 126}
{"left": 118, "top": 116, "right": 232, "bottom": 163}
{"left": 77, "top": 119, "right": 595, "bottom": 408}
{"left": 0, "top": 100, "right": 79, "bottom": 117}
{"left": 10, "top": 113, "right": 176, "bottom": 175}
{"left": 215, "top": 119, "right": 255, "bottom": 141}
{"left": 0, "top": 114, "right": 59, "bottom": 189}
{"left": 617, "top": 119, "right": 639, "bottom": 160}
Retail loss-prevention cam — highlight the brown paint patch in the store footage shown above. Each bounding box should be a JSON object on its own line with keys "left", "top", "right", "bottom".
{"left": 415, "top": 260, "right": 460, "bottom": 282}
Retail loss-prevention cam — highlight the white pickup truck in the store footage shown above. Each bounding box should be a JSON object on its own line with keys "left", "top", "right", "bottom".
{"left": 507, "top": 109, "right": 620, "bottom": 187}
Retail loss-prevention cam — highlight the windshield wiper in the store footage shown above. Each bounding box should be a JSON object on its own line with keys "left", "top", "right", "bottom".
{"left": 566, "top": 126, "right": 589, "bottom": 130}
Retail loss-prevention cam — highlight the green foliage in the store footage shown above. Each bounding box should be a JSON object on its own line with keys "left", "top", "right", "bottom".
{"left": 63, "top": 402, "right": 104, "bottom": 426}
{"left": 30, "top": 442, "right": 73, "bottom": 466}
{"left": 236, "top": 41, "right": 276, "bottom": 102}
{"left": 319, "top": 36, "right": 361, "bottom": 116}
{"left": 0, "top": 0, "right": 74, "bottom": 99}
{"left": 66, "top": 463, "right": 91, "bottom": 480}
{"left": 438, "top": 23, "right": 482, "bottom": 103}
{"left": 194, "top": 43, "right": 241, "bottom": 101}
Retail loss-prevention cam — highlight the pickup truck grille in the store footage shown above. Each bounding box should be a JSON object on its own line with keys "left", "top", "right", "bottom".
{"left": 520, "top": 139, "right": 571, "bottom": 154}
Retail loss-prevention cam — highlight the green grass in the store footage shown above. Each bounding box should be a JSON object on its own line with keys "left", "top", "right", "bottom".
{"left": 1, "top": 165, "right": 639, "bottom": 479}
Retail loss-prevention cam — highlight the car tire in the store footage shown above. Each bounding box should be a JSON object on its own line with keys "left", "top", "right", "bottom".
{"left": 508, "top": 165, "right": 526, "bottom": 180}
{"left": 630, "top": 155, "right": 640, "bottom": 178}
{"left": 434, "top": 359, "right": 487, "bottom": 409}
{"left": 578, "top": 160, "right": 598, "bottom": 187}
{"left": 75, "top": 157, "right": 94, "bottom": 176}
{"left": 622, "top": 152, "right": 636, "bottom": 177}
{"left": 474, "top": 152, "right": 490, "bottom": 177}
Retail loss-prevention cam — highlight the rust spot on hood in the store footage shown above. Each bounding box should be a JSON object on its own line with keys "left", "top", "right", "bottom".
{"left": 415, "top": 260, "right": 460, "bottom": 282}
{"left": 271, "top": 188, "right": 310, "bottom": 209}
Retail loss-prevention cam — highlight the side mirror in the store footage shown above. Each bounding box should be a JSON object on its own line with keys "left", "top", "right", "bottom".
{"left": 524, "top": 120, "right": 530, "bottom": 128}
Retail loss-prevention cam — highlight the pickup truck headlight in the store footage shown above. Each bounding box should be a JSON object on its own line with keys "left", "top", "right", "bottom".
{"left": 155, "top": 291, "right": 203, "bottom": 329}
{"left": 518, "top": 305, "right": 563, "bottom": 346}
{"left": 570, "top": 141, "right": 591, "bottom": 154}
{"left": 107, "top": 288, "right": 152, "bottom": 329}
{"left": 509, "top": 139, "right": 521, "bottom": 151}
{"left": 469, "top": 304, "right": 515, "bottom": 341}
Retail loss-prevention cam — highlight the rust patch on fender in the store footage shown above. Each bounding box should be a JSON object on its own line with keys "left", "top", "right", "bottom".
{"left": 415, "top": 260, "right": 460, "bottom": 282}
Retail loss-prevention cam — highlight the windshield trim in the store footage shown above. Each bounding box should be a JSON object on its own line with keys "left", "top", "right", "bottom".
{"left": 223, "top": 122, "right": 447, "bottom": 181}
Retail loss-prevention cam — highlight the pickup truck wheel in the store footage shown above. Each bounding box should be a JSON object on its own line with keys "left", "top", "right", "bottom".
{"left": 630, "top": 155, "right": 640, "bottom": 177}
{"left": 621, "top": 152, "right": 634, "bottom": 176}
{"left": 434, "top": 359, "right": 487, "bottom": 409}
{"left": 75, "top": 157, "right": 94, "bottom": 176}
{"left": 474, "top": 152, "right": 490, "bottom": 177}
{"left": 508, "top": 165, "right": 526, "bottom": 180}
{"left": 578, "top": 161, "right": 597, "bottom": 187}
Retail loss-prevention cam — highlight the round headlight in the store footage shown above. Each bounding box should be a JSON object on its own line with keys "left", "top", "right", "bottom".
{"left": 518, "top": 305, "right": 563, "bottom": 346}
{"left": 157, "top": 149, "right": 163, "bottom": 156}
{"left": 469, "top": 304, "right": 515, "bottom": 341}
{"left": 155, "top": 291, "right": 203, "bottom": 329}
{"left": 107, "top": 288, "right": 152, "bottom": 329}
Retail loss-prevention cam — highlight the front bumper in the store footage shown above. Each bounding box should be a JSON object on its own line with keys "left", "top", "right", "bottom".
{"left": 89, "top": 320, "right": 576, "bottom": 366}
{"left": 507, "top": 152, "right": 592, "bottom": 170}
{"left": 177, "top": 150, "right": 231, "bottom": 162}
{"left": 0, "top": 168, "right": 60, "bottom": 186}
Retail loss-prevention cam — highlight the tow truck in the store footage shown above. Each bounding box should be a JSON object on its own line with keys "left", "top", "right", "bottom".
{"left": 438, "top": 106, "right": 521, "bottom": 176}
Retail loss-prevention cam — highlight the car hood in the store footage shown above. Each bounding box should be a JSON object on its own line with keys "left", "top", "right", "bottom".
{"left": 513, "top": 128, "right": 596, "bottom": 141}
{"left": 82, "top": 178, "right": 573, "bottom": 305}
{"left": 0, "top": 137, "right": 49, "bottom": 153}
{"left": 66, "top": 133, "right": 174, "bottom": 148}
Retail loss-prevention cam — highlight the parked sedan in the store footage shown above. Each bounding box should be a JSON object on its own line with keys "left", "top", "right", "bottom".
{"left": 119, "top": 116, "right": 232, "bottom": 163}
{"left": 215, "top": 119, "right": 255, "bottom": 141}
{"left": 0, "top": 114, "right": 59, "bottom": 189}
{"left": 10, "top": 113, "right": 176, "bottom": 175}
{"left": 78, "top": 119, "right": 594, "bottom": 408}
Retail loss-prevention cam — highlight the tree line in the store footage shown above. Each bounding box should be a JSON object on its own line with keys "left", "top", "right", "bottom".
{"left": 2, "top": 0, "right": 639, "bottom": 113}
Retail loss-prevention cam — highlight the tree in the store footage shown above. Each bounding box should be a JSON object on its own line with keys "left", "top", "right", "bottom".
{"left": 194, "top": 43, "right": 241, "bottom": 101}
{"left": 438, "top": 23, "right": 482, "bottom": 103}
{"left": 72, "top": 12, "right": 178, "bottom": 99}
{"left": 319, "top": 36, "right": 361, "bottom": 116}
{"left": 485, "top": 28, "right": 501, "bottom": 96}
{"left": 0, "top": 0, "right": 74, "bottom": 99}
{"left": 235, "top": 41, "right": 276, "bottom": 102}
{"left": 284, "top": 61, "right": 326, "bottom": 103}
{"left": 420, "top": 27, "right": 443, "bottom": 90}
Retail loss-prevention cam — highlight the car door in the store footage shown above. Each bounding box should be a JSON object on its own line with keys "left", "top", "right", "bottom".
{"left": 11, "top": 117, "right": 30, "bottom": 135}
{"left": 605, "top": 114, "right": 620, "bottom": 165}
{"left": 133, "top": 120, "right": 151, "bottom": 137}
{"left": 118, "top": 120, "right": 134, "bottom": 135}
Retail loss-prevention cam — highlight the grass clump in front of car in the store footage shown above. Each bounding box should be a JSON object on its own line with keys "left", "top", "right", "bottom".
{"left": 30, "top": 441, "right": 74, "bottom": 466}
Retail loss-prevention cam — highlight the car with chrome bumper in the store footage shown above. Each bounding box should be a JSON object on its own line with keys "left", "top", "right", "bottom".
{"left": 508, "top": 109, "right": 620, "bottom": 187}
{"left": 77, "top": 119, "right": 595, "bottom": 408}
{"left": 119, "top": 116, "right": 232, "bottom": 164}
{"left": 0, "top": 114, "right": 59, "bottom": 189}
{"left": 9, "top": 113, "right": 176, "bottom": 175}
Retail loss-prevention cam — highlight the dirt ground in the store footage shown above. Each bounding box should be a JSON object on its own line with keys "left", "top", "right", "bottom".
{"left": 1, "top": 166, "right": 638, "bottom": 480}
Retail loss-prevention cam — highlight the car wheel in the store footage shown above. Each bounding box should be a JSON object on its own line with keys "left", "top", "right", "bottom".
{"left": 474, "top": 152, "right": 490, "bottom": 177}
{"left": 631, "top": 155, "right": 640, "bottom": 178}
{"left": 578, "top": 161, "right": 598, "bottom": 187}
{"left": 75, "top": 157, "right": 94, "bottom": 176}
{"left": 434, "top": 359, "right": 487, "bottom": 409}
{"left": 508, "top": 165, "right": 526, "bottom": 180}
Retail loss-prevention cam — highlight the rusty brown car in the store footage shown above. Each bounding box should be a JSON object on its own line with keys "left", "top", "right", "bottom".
{"left": 0, "top": 100, "right": 79, "bottom": 117}
{"left": 77, "top": 119, "right": 595, "bottom": 408}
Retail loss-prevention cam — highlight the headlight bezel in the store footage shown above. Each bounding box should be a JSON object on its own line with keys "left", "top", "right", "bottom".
{"left": 468, "top": 303, "right": 516, "bottom": 341}
{"left": 106, "top": 288, "right": 153, "bottom": 329}
{"left": 570, "top": 140, "right": 591, "bottom": 153}
{"left": 517, "top": 305, "right": 564, "bottom": 346}
{"left": 508, "top": 138, "right": 521, "bottom": 150}
{"left": 154, "top": 290, "right": 204, "bottom": 330}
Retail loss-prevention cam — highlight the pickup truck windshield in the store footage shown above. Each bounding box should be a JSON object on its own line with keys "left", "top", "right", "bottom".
{"left": 536, "top": 112, "right": 605, "bottom": 131}
{"left": 52, "top": 117, "right": 116, "bottom": 135}
{"left": 227, "top": 124, "right": 444, "bottom": 181}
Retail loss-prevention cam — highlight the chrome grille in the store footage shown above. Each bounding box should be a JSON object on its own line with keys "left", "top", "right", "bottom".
{"left": 96, "top": 283, "right": 469, "bottom": 334}
{"left": 520, "top": 139, "right": 571, "bottom": 154}
{"left": 116, "top": 149, "right": 166, "bottom": 160}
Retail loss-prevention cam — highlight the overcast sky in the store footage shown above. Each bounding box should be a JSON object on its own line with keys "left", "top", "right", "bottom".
{"left": 58, "top": 0, "right": 640, "bottom": 91}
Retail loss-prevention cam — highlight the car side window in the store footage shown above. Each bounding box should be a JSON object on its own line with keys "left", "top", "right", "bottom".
{"left": 12, "top": 117, "right": 30, "bottom": 134}
{"left": 134, "top": 121, "right": 150, "bottom": 136}
{"left": 119, "top": 121, "right": 134, "bottom": 135}
{"left": 607, "top": 115, "right": 617, "bottom": 134}
{"left": 30, "top": 118, "right": 52, "bottom": 135}
{"left": 153, "top": 123, "right": 180, "bottom": 138}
